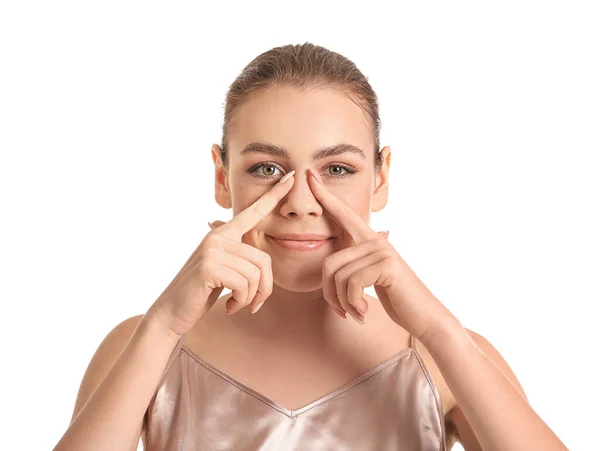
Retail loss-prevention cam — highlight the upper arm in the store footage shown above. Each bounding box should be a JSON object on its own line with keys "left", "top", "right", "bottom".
{"left": 70, "top": 314, "right": 146, "bottom": 450}
{"left": 448, "top": 328, "right": 529, "bottom": 451}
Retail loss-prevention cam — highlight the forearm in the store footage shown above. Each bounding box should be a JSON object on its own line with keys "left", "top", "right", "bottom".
{"left": 54, "top": 308, "right": 181, "bottom": 451}
{"left": 422, "top": 320, "right": 568, "bottom": 451}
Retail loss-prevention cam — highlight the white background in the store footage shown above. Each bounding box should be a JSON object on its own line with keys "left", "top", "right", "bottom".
{"left": 1, "top": 1, "right": 598, "bottom": 450}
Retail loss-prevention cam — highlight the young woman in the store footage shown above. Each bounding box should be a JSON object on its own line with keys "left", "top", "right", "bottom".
{"left": 54, "top": 42, "right": 568, "bottom": 451}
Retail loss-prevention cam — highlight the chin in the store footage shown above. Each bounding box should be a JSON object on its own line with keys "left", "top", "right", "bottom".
{"left": 272, "top": 274, "right": 324, "bottom": 292}
{"left": 270, "top": 255, "right": 325, "bottom": 291}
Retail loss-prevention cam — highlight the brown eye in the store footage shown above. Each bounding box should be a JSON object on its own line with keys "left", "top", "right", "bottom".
{"left": 327, "top": 165, "right": 350, "bottom": 176}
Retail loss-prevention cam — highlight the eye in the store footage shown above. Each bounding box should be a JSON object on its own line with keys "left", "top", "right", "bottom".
{"left": 326, "top": 165, "right": 354, "bottom": 177}
{"left": 248, "top": 163, "right": 356, "bottom": 180}
{"left": 250, "top": 163, "right": 283, "bottom": 178}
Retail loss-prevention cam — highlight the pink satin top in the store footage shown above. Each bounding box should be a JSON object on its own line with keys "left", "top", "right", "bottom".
{"left": 142, "top": 333, "right": 447, "bottom": 450}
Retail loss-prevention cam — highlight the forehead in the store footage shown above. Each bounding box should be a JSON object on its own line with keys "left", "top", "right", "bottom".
{"left": 228, "top": 85, "right": 373, "bottom": 157}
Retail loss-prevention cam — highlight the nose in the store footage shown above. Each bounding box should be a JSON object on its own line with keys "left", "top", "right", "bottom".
{"left": 278, "top": 169, "right": 324, "bottom": 218}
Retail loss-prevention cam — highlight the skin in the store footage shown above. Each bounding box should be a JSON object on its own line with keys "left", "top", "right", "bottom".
{"left": 196, "top": 84, "right": 567, "bottom": 450}
{"left": 60, "top": 84, "right": 566, "bottom": 451}
{"left": 210, "top": 84, "right": 393, "bottom": 339}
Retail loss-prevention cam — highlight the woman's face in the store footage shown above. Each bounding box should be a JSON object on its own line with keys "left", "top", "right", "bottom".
{"left": 213, "top": 85, "right": 390, "bottom": 292}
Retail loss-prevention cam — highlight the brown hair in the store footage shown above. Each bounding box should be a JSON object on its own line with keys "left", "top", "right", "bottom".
{"left": 219, "top": 42, "right": 383, "bottom": 171}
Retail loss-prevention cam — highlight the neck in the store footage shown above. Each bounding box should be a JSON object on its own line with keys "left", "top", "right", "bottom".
{"left": 227, "top": 283, "right": 349, "bottom": 344}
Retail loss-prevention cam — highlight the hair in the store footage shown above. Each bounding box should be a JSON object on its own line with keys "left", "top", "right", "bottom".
{"left": 219, "top": 42, "right": 383, "bottom": 172}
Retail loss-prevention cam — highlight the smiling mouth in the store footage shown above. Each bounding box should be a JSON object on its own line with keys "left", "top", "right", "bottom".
{"left": 267, "top": 235, "right": 334, "bottom": 251}
{"left": 267, "top": 234, "right": 333, "bottom": 241}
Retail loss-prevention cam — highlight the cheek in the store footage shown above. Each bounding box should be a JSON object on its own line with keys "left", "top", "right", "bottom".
{"left": 231, "top": 187, "right": 265, "bottom": 216}
{"left": 332, "top": 187, "right": 372, "bottom": 218}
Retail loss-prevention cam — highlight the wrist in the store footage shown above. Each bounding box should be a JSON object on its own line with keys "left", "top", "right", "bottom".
{"left": 420, "top": 314, "right": 469, "bottom": 354}
{"left": 143, "top": 304, "right": 185, "bottom": 342}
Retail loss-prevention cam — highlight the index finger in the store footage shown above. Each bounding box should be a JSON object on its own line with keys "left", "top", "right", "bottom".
{"left": 308, "top": 170, "right": 377, "bottom": 245}
{"left": 219, "top": 170, "right": 296, "bottom": 241}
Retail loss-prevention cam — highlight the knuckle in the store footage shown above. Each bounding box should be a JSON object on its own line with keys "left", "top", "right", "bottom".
{"left": 240, "top": 276, "right": 250, "bottom": 293}
{"left": 262, "top": 252, "right": 272, "bottom": 266}
{"left": 333, "top": 268, "right": 347, "bottom": 284}
{"left": 323, "top": 255, "right": 336, "bottom": 268}
{"left": 204, "top": 237, "right": 222, "bottom": 252}
{"left": 347, "top": 277, "right": 356, "bottom": 290}
{"left": 204, "top": 231, "right": 220, "bottom": 243}
{"left": 335, "top": 294, "right": 348, "bottom": 307}
{"left": 197, "top": 259, "right": 212, "bottom": 277}
{"left": 250, "top": 264, "right": 261, "bottom": 280}
{"left": 204, "top": 246, "right": 218, "bottom": 257}
{"left": 265, "top": 284, "right": 273, "bottom": 296}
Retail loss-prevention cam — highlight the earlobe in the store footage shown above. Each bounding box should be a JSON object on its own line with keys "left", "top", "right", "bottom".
{"left": 212, "top": 144, "right": 232, "bottom": 209}
{"left": 215, "top": 178, "right": 232, "bottom": 209}
{"left": 371, "top": 185, "right": 388, "bottom": 212}
{"left": 371, "top": 146, "right": 391, "bottom": 212}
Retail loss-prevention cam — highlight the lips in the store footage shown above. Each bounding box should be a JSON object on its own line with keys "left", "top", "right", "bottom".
{"left": 268, "top": 233, "right": 332, "bottom": 241}
{"left": 267, "top": 234, "right": 334, "bottom": 252}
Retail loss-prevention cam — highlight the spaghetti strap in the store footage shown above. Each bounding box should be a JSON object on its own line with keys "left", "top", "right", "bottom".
{"left": 145, "top": 329, "right": 448, "bottom": 449}
{"left": 410, "top": 333, "right": 417, "bottom": 350}
{"left": 155, "top": 333, "right": 186, "bottom": 389}
{"left": 409, "top": 334, "right": 428, "bottom": 375}
{"left": 409, "top": 333, "right": 447, "bottom": 450}
{"left": 143, "top": 333, "right": 187, "bottom": 447}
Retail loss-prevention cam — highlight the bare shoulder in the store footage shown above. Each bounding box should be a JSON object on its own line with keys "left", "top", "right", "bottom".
{"left": 71, "top": 314, "right": 146, "bottom": 423}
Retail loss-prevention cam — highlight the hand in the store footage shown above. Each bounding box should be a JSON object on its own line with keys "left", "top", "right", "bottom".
{"left": 149, "top": 170, "right": 297, "bottom": 337}
{"left": 307, "top": 169, "right": 458, "bottom": 342}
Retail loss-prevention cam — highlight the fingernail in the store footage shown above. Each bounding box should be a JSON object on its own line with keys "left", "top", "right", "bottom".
{"left": 355, "top": 304, "right": 368, "bottom": 315}
{"left": 251, "top": 301, "right": 265, "bottom": 314}
{"left": 334, "top": 308, "right": 347, "bottom": 319}
{"left": 308, "top": 168, "right": 323, "bottom": 184}
{"left": 278, "top": 170, "right": 296, "bottom": 184}
{"left": 349, "top": 312, "right": 365, "bottom": 325}
{"left": 208, "top": 221, "right": 215, "bottom": 230}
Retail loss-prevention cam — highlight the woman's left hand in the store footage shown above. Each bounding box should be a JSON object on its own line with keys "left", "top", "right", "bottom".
{"left": 308, "top": 169, "right": 458, "bottom": 342}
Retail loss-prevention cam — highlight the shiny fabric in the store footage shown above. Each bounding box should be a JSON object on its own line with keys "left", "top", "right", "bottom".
{"left": 143, "top": 333, "right": 446, "bottom": 451}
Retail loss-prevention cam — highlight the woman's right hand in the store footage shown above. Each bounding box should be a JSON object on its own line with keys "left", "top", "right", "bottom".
{"left": 149, "top": 170, "right": 297, "bottom": 337}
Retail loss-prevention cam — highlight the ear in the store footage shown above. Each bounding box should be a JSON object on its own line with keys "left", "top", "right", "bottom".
{"left": 211, "top": 144, "right": 232, "bottom": 209}
{"left": 371, "top": 146, "right": 391, "bottom": 213}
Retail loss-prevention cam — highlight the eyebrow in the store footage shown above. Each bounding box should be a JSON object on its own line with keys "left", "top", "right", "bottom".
{"left": 239, "top": 142, "right": 367, "bottom": 161}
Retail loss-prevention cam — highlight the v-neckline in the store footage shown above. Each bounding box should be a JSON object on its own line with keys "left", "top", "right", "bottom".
{"left": 179, "top": 339, "right": 415, "bottom": 419}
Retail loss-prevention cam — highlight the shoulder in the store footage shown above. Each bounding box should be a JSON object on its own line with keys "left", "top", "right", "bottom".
{"left": 82, "top": 314, "right": 146, "bottom": 375}
{"left": 91, "top": 314, "right": 147, "bottom": 362}
{"left": 71, "top": 314, "right": 146, "bottom": 423}
{"left": 104, "top": 314, "right": 147, "bottom": 343}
